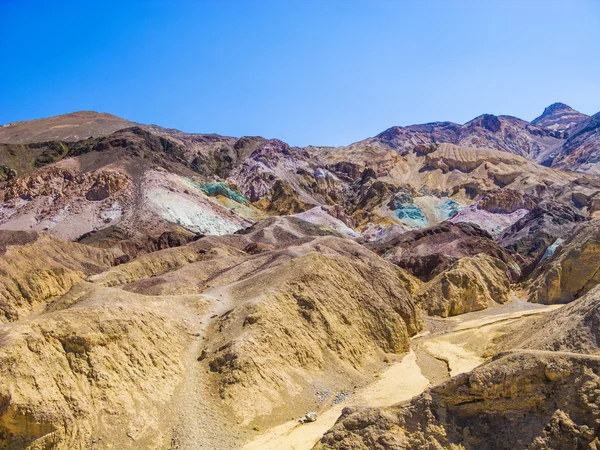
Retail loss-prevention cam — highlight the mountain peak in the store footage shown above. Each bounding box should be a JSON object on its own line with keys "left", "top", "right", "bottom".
{"left": 0, "top": 111, "right": 134, "bottom": 144}
{"left": 532, "top": 102, "right": 588, "bottom": 133}
{"left": 542, "top": 102, "right": 574, "bottom": 114}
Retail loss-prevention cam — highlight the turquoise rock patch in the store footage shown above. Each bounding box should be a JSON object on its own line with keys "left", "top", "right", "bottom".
{"left": 187, "top": 179, "right": 249, "bottom": 204}
{"left": 435, "top": 198, "right": 463, "bottom": 220}
{"left": 394, "top": 204, "right": 428, "bottom": 228}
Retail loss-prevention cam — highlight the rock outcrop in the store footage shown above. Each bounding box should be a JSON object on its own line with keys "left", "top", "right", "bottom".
{"left": 499, "top": 200, "right": 589, "bottom": 275}
{"left": 369, "top": 221, "right": 520, "bottom": 282}
{"left": 415, "top": 254, "right": 512, "bottom": 317}
{"left": 477, "top": 189, "right": 535, "bottom": 214}
{"left": 316, "top": 352, "right": 600, "bottom": 450}
{"left": 541, "top": 111, "right": 600, "bottom": 173}
{"left": 528, "top": 218, "right": 600, "bottom": 304}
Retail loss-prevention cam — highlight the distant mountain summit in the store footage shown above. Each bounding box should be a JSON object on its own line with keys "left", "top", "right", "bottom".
{"left": 532, "top": 102, "right": 588, "bottom": 133}
{"left": 0, "top": 111, "right": 134, "bottom": 144}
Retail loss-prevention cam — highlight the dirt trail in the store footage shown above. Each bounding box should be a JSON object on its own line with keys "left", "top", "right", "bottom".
{"left": 244, "top": 297, "right": 562, "bottom": 450}
{"left": 169, "top": 286, "right": 245, "bottom": 450}
{"left": 243, "top": 350, "right": 429, "bottom": 450}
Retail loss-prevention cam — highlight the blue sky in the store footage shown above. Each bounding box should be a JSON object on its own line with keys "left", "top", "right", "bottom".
{"left": 1, "top": 0, "right": 599, "bottom": 146}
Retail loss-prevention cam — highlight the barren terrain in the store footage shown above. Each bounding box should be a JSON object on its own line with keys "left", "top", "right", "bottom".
{"left": 2, "top": 106, "right": 600, "bottom": 449}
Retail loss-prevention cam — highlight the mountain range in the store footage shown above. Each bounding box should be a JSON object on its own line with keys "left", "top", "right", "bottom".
{"left": 1, "top": 103, "right": 600, "bottom": 449}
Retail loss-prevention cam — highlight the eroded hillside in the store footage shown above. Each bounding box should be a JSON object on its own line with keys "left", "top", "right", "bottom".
{"left": 1, "top": 106, "right": 600, "bottom": 449}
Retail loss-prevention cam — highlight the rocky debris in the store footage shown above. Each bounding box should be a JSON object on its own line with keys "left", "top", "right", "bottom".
{"left": 2, "top": 167, "right": 130, "bottom": 202}
{"left": 314, "top": 387, "right": 333, "bottom": 402}
{"left": 499, "top": 200, "right": 589, "bottom": 276}
{"left": 0, "top": 165, "right": 16, "bottom": 181}
{"left": 527, "top": 218, "right": 600, "bottom": 304}
{"left": 315, "top": 352, "right": 600, "bottom": 450}
{"left": 85, "top": 171, "right": 130, "bottom": 201}
{"left": 333, "top": 392, "right": 351, "bottom": 404}
{"left": 369, "top": 221, "right": 520, "bottom": 282}
{"left": 415, "top": 254, "right": 512, "bottom": 317}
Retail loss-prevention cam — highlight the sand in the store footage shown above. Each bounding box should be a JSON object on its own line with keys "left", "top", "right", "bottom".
{"left": 243, "top": 350, "right": 429, "bottom": 450}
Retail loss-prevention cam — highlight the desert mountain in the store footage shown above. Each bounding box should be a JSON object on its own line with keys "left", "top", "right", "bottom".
{"left": 531, "top": 102, "right": 589, "bottom": 133}
{"left": 510, "top": 284, "right": 600, "bottom": 355}
{"left": 0, "top": 216, "right": 422, "bottom": 449}
{"left": 374, "top": 113, "right": 562, "bottom": 159}
{"left": 2, "top": 108, "right": 600, "bottom": 449}
{"left": 2, "top": 110, "right": 592, "bottom": 249}
{"left": 368, "top": 103, "right": 600, "bottom": 174}
{"left": 0, "top": 111, "right": 134, "bottom": 144}
{"left": 541, "top": 111, "right": 600, "bottom": 173}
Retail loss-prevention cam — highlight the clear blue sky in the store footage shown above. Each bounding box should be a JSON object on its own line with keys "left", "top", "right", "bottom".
{"left": 1, "top": 0, "right": 599, "bottom": 146}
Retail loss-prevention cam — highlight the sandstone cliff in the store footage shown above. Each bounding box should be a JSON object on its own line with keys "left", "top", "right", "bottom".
{"left": 415, "top": 254, "right": 512, "bottom": 317}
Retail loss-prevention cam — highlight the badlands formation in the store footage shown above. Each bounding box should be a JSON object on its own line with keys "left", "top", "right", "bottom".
{"left": 0, "top": 104, "right": 599, "bottom": 449}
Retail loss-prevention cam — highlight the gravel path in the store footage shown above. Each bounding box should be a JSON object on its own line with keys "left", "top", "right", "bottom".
{"left": 169, "top": 287, "right": 246, "bottom": 450}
